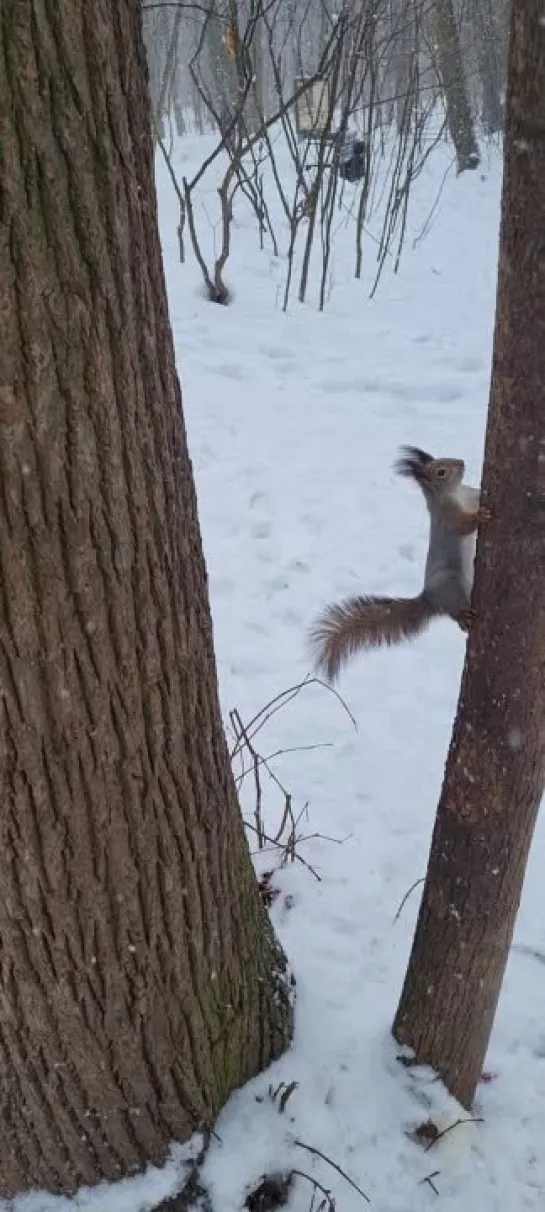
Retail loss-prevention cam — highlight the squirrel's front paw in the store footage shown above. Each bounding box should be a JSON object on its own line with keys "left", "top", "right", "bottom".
{"left": 457, "top": 608, "right": 476, "bottom": 633}
{"left": 477, "top": 506, "right": 492, "bottom": 524}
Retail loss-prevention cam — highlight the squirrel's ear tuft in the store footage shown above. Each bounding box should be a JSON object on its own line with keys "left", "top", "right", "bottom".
{"left": 395, "top": 446, "right": 434, "bottom": 479}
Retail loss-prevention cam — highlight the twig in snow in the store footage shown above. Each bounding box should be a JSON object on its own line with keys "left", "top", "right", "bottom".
{"left": 290, "top": 1169, "right": 336, "bottom": 1212}
{"left": 424, "top": 1117, "right": 484, "bottom": 1152}
{"left": 230, "top": 676, "right": 357, "bottom": 761}
{"left": 419, "top": 1171, "right": 441, "bottom": 1196}
{"left": 512, "top": 942, "right": 545, "bottom": 966}
{"left": 244, "top": 818, "right": 322, "bottom": 882}
{"left": 229, "top": 689, "right": 349, "bottom": 871}
{"left": 293, "top": 1139, "right": 370, "bottom": 1204}
{"left": 269, "top": 1079, "right": 299, "bottom": 1112}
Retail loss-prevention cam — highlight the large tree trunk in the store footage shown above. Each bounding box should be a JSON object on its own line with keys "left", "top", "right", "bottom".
{"left": 393, "top": 0, "right": 545, "bottom": 1109}
{"left": 0, "top": 1, "right": 292, "bottom": 1198}
{"left": 433, "top": 0, "right": 480, "bottom": 171}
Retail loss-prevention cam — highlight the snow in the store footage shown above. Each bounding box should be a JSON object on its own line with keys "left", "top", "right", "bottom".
{"left": 8, "top": 1140, "right": 203, "bottom": 1212}
{"left": 10, "top": 133, "right": 545, "bottom": 1209}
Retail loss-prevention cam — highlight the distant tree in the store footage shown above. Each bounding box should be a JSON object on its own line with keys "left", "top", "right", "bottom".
{"left": 471, "top": 0, "right": 504, "bottom": 134}
{"left": 433, "top": 0, "right": 480, "bottom": 170}
{"left": 0, "top": 0, "right": 292, "bottom": 1197}
{"left": 393, "top": 0, "right": 545, "bottom": 1108}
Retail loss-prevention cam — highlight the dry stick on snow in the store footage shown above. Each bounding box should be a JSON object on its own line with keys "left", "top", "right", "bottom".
{"left": 255, "top": 743, "right": 334, "bottom": 767}
{"left": 419, "top": 1171, "right": 441, "bottom": 1196}
{"left": 290, "top": 1170, "right": 336, "bottom": 1212}
{"left": 424, "top": 1117, "right": 484, "bottom": 1152}
{"left": 294, "top": 1139, "right": 371, "bottom": 1204}
{"left": 230, "top": 706, "right": 346, "bottom": 866}
{"left": 230, "top": 677, "right": 357, "bottom": 761}
{"left": 244, "top": 819, "right": 322, "bottom": 882}
{"left": 227, "top": 676, "right": 356, "bottom": 867}
{"left": 233, "top": 737, "right": 333, "bottom": 795}
{"left": 297, "top": 829, "right": 352, "bottom": 846}
{"left": 230, "top": 707, "right": 267, "bottom": 846}
{"left": 230, "top": 705, "right": 297, "bottom": 854}
{"left": 271, "top": 1078, "right": 299, "bottom": 1113}
{"left": 230, "top": 705, "right": 348, "bottom": 828}
{"left": 282, "top": 800, "right": 307, "bottom": 862}
{"left": 231, "top": 705, "right": 277, "bottom": 776}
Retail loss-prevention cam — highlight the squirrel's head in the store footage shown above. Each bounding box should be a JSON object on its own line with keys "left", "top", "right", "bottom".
{"left": 395, "top": 446, "right": 465, "bottom": 490}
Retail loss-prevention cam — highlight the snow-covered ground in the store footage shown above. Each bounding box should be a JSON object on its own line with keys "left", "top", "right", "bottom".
{"left": 15, "top": 134, "right": 545, "bottom": 1211}
{"left": 154, "top": 133, "right": 545, "bottom": 1212}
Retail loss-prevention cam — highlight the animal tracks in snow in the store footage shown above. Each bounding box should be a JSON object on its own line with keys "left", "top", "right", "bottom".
{"left": 258, "top": 343, "right": 299, "bottom": 375}
{"left": 317, "top": 375, "right": 465, "bottom": 403}
{"left": 258, "top": 342, "right": 296, "bottom": 361}
{"left": 208, "top": 361, "right": 251, "bottom": 381}
{"left": 434, "top": 353, "right": 486, "bottom": 374}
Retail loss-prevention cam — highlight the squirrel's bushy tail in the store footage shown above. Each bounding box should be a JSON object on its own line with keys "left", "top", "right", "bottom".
{"left": 309, "top": 594, "right": 436, "bottom": 682}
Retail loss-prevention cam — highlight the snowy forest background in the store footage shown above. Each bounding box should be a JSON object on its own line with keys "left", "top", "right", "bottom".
{"left": 141, "top": 0, "right": 506, "bottom": 308}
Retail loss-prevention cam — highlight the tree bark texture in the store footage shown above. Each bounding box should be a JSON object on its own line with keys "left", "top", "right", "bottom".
{"left": 433, "top": 0, "right": 480, "bottom": 171}
{"left": 0, "top": 1, "right": 292, "bottom": 1197}
{"left": 393, "top": 0, "right": 545, "bottom": 1109}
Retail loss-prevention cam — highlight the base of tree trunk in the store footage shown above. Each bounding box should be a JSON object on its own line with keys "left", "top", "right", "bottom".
{"left": 0, "top": 0, "right": 294, "bottom": 1198}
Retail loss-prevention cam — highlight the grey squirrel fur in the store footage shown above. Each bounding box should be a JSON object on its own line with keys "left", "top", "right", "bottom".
{"left": 309, "top": 446, "right": 489, "bottom": 683}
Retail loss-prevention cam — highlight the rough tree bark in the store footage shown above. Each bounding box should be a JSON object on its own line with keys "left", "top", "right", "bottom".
{"left": 393, "top": 0, "right": 545, "bottom": 1109}
{"left": 0, "top": 1, "right": 292, "bottom": 1198}
{"left": 433, "top": 0, "right": 480, "bottom": 171}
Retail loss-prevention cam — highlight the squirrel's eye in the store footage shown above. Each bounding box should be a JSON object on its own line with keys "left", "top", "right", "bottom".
{"left": 436, "top": 468, "right": 446, "bottom": 478}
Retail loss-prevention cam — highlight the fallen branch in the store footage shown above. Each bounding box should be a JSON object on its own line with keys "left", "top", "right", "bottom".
{"left": 424, "top": 1117, "right": 484, "bottom": 1153}
{"left": 294, "top": 1139, "right": 370, "bottom": 1204}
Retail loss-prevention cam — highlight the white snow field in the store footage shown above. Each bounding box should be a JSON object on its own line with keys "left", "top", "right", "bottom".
{"left": 12, "top": 135, "right": 545, "bottom": 1211}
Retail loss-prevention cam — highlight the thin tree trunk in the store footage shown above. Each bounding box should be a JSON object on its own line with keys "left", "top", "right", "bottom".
{"left": 198, "top": 4, "right": 240, "bottom": 139}
{"left": 154, "top": 0, "right": 184, "bottom": 133}
{"left": 393, "top": 0, "right": 545, "bottom": 1109}
{"left": 391, "top": 0, "right": 413, "bottom": 133}
{"left": 433, "top": 0, "right": 480, "bottom": 171}
{"left": 0, "top": 1, "right": 292, "bottom": 1198}
{"left": 473, "top": 0, "right": 504, "bottom": 134}
{"left": 479, "top": 45, "right": 504, "bottom": 135}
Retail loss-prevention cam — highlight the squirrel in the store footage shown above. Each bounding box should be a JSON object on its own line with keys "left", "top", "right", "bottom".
{"left": 309, "top": 445, "right": 491, "bottom": 683}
